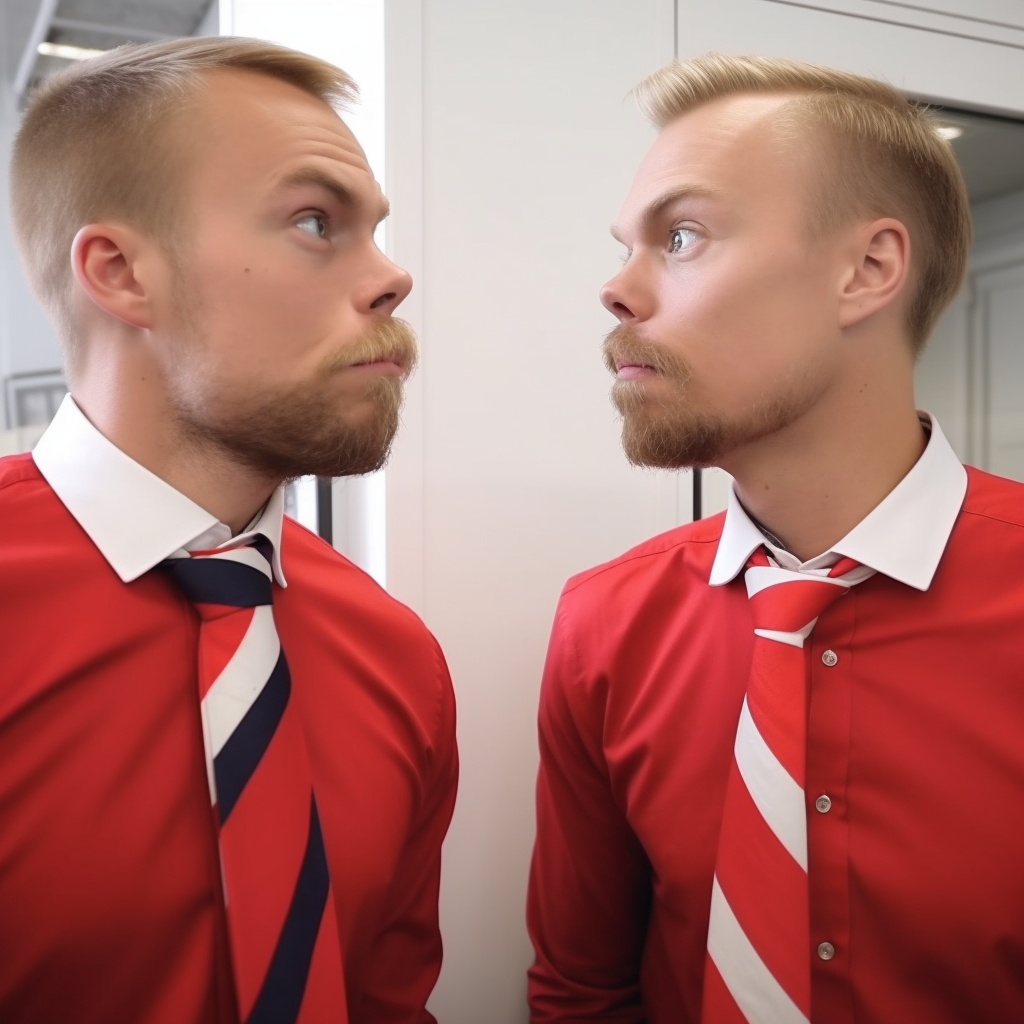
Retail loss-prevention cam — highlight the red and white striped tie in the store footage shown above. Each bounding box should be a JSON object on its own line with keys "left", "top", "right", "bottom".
{"left": 162, "top": 538, "right": 347, "bottom": 1024}
{"left": 702, "top": 548, "right": 870, "bottom": 1024}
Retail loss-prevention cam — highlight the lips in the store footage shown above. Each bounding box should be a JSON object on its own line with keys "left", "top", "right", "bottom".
{"left": 351, "top": 355, "right": 407, "bottom": 371}
{"left": 616, "top": 363, "right": 657, "bottom": 380}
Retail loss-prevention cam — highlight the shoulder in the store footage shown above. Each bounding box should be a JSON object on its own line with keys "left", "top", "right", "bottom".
{"left": 0, "top": 453, "right": 46, "bottom": 496}
{"left": 962, "top": 465, "right": 1024, "bottom": 532}
{"left": 0, "top": 453, "right": 73, "bottom": 539}
{"left": 282, "top": 515, "right": 433, "bottom": 620}
{"left": 279, "top": 516, "right": 448, "bottom": 670}
{"left": 561, "top": 513, "right": 724, "bottom": 607}
{"left": 548, "top": 513, "right": 726, "bottom": 669}
{"left": 278, "top": 518, "right": 454, "bottom": 766}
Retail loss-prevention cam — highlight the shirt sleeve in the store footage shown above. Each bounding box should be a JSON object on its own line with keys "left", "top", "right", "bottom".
{"left": 353, "top": 638, "right": 459, "bottom": 1024}
{"left": 527, "top": 598, "right": 652, "bottom": 1022}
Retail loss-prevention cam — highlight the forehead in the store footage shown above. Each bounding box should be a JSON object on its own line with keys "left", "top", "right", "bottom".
{"left": 615, "top": 93, "right": 807, "bottom": 229}
{"left": 180, "top": 68, "right": 383, "bottom": 208}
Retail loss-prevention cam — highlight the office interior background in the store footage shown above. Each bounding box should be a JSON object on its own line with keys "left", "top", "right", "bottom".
{"left": 2, "top": 0, "right": 1024, "bottom": 1019}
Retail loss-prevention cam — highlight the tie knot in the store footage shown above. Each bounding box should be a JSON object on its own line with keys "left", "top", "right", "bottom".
{"left": 161, "top": 540, "right": 275, "bottom": 614}
{"left": 744, "top": 551, "right": 862, "bottom": 637}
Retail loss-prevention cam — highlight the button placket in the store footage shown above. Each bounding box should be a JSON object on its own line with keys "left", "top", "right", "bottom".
{"left": 807, "top": 602, "right": 856, "bottom": 1020}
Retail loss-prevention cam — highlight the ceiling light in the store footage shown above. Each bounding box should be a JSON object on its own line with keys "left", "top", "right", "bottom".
{"left": 936, "top": 125, "right": 963, "bottom": 141}
{"left": 37, "top": 41, "right": 105, "bottom": 61}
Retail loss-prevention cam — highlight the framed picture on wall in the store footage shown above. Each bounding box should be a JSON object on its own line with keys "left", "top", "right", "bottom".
{"left": 4, "top": 370, "right": 67, "bottom": 431}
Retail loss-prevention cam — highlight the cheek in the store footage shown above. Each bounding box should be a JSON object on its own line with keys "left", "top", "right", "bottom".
{"left": 662, "top": 248, "right": 835, "bottom": 399}
{"left": 189, "top": 260, "right": 333, "bottom": 362}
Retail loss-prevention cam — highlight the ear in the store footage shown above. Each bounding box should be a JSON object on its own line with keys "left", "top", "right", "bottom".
{"left": 836, "top": 218, "right": 911, "bottom": 332}
{"left": 70, "top": 224, "right": 157, "bottom": 330}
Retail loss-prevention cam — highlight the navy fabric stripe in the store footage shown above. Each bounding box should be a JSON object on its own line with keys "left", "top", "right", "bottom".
{"left": 161, "top": 556, "right": 273, "bottom": 608}
{"left": 247, "top": 795, "right": 332, "bottom": 1024}
{"left": 214, "top": 651, "right": 291, "bottom": 822}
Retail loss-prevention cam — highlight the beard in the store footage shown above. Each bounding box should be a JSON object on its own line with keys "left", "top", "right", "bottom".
{"left": 602, "top": 323, "right": 822, "bottom": 469}
{"left": 170, "top": 318, "right": 419, "bottom": 480}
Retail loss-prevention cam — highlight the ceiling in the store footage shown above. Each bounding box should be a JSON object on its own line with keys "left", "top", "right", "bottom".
{"left": 2, "top": 0, "right": 212, "bottom": 100}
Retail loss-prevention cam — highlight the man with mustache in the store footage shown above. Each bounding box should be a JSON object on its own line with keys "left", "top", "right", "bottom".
{"left": 0, "top": 38, "right": 457, "bottom": 1024}
{"left": 528, "top": 54, "right": 1024, "bottom": 1024}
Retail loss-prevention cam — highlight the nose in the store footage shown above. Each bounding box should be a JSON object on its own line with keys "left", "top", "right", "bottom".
{"left": 600, "top": 277, "right": 635, "bottom": 322}
{"left": 362, "top": 251, "right": 414, "bottom": 315}
{"left": 600, "top": 262, "right": 650, "bottom": 323}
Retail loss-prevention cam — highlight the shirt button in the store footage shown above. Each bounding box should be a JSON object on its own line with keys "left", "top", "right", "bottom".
{"left": 815, "top": 795, "right": 832, "bottom": 813}
{"left": 821, "top": 649, "right": 838, "bottom": 667}
{"left": 817, "top": 941, "right": 836, "bottom": 961}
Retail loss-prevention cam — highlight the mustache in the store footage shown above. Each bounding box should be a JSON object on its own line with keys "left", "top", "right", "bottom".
{"left": 323, "top": 318, "right": 419, "bottom": 376}
{"left": 602, "top": 323, "right": 692, "bottom": 381}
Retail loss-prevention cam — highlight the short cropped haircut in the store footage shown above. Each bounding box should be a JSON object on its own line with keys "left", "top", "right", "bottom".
{"left": 9, "top": 37, "right": 357, "bottom": 366}
{"left": 634, "top": 53, "right": 972, "bottom": 354}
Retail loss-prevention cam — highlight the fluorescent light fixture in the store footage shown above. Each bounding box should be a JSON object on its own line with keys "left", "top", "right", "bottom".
{"left": 37, "top": 41, "right": 105, "bottom": 60}
{"left": 936, "top": 125, "right": 963, "bottom": 141}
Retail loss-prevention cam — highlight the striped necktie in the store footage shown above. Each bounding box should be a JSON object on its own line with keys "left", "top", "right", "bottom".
{"left": 702, "top": 548, "right": 870, "bottom": 1024}
{"left": 162, "top": 537, "right": 346, "bottom": 1024}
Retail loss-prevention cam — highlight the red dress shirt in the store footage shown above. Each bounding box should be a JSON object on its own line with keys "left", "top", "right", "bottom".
{"left": 527, "top": 458, "right": 1024, "bottom": 1023}
{"left": 0, "top": 452, "right": 458, "bottom": 1024}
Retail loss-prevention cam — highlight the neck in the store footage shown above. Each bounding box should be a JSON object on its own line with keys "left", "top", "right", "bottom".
{"left": 721, "top": 360, "right": 925, "bottom": 563}
{"left": 73, "top": 342, "right": 280, "bottom": 534}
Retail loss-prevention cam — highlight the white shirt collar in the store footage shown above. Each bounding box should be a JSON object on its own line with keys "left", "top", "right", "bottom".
{"left": 32, "top": 394, "right": 287, "bottom": 586}
{"left": 709, "top": 413, "right": 968, "bottom": 591}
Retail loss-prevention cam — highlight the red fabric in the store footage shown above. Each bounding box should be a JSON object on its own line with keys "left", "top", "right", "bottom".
{"left": 528, "top": 465, "right": 1024, "bottom": 1024}
{"left": 701, "top": 959, "right": 749, "bottom": 1024}
{"left": 194, "top": 604, "right": 253, "bottom": 699}
{"left": 746, "top": 640, "right": 808, "bottom": 786}
{"left": 0, "top": 454, "right": 458, "bottom": 1024}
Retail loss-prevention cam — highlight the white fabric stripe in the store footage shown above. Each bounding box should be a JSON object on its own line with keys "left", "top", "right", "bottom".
{"left": 707, "top": 876, "right": 810, "bottom": 1024}
{"left": 753, "top": 623, "right": 816, "bottom": 649}
{"left": 199, "top": 701, "right": 217, "bottom": 806}
{"left": 734, "top": 697, "right": 807, "bottom": 870}
{"left": 202, "top": 604, "right": 280, "bottom": 758}
{"left": 202, "top": 544, "right": 273, "bottom": 580}
{"left": 745, "top": 564, "right": 849, "bottom": 599}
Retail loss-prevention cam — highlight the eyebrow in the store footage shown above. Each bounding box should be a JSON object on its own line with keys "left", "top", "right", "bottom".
{"left": 273, "top": 168, "right": 391, "bottom": 223}
{"left": 610, "top": 184, "right": 725, "bottom": 243}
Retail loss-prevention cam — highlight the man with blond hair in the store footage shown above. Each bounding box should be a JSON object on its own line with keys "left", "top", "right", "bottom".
{"left": 528, "top": 53, "right": 1024, "bottom": 1023}
{"left": 0, "top": 37, "right": 457, "bottom": 1024}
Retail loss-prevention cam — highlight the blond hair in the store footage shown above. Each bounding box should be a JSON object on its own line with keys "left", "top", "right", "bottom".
{"left": 635, "top": 53, "right": 971, "bottom": 353}
{"left": 9, "top": 37, "right": 357, "bottom": 368}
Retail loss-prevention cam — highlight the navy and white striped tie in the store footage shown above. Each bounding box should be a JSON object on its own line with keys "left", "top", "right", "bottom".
{"left": 162, "top": 537, "right": 346, "bottom": 1024}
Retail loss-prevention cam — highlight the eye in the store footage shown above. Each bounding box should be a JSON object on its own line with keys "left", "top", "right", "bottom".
{"left": 669, "top": 227, "right": 700, "bottom": 253}
{"left": 295, "top": 214, "right": 329, "bottom": 240}
{"left": 620, "top": 249, "right": 633, "bottom": 265}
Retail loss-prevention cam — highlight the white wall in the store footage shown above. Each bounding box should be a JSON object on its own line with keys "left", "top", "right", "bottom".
{"left": 384, "top": 2, "right": 682, "bottom": 1019}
